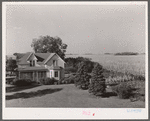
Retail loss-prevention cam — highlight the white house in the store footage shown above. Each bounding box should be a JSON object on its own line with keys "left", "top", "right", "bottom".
{"left": 14, "top": 52, "right": 65, "bottom": 82}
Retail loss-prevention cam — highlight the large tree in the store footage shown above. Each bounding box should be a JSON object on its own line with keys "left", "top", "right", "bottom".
{"left": 31, "top": 35, "right": 67, "bottom": 59}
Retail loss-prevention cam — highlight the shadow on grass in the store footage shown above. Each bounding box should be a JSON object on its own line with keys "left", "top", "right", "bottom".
{"left": 101, "top": 92, "right": 118, "bottom": 98}
{"left": 6, "top": 85, "right": 41, "bottom": 93}
{"left": 6, "top": 88, "right": 63, "bottom": 100}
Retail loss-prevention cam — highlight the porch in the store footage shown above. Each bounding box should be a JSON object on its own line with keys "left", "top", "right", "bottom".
{"left": 18, "top": 70, "right": 62, "bottom": 82}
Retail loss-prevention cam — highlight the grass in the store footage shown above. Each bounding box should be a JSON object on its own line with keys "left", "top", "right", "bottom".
{"left": 6, "top": 84, "right": 40, "bottom": 93}
{"left": 6, "top": 84, "right": 144, "bottom": 108}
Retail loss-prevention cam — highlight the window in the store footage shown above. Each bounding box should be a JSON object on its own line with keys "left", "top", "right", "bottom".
{"left": 30, "top": 60, "right": 32, "bottom": 66}
{"left": 40, "top": 71, "right": 46, "bottom": 78}
{"left": 30, "top": 60, "right": 36, "bottom": 66}
{"left": 33, "top": 60, "right": 35, "bottom": 66}
{"left": 53, "top": 60, "right": 55, "bottom": 66}
{"left": 53, "top": 60, "right": 57, "bottom": 66}
{"left": 54, "top": 71, "right": 58, "bottom": 77}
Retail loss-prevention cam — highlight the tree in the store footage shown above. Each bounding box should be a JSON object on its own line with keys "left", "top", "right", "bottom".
{"left": 88, "top": 63, "right": 106, "bottom": 96}
{"left": 64, "top": 57, "right": 94, "bottom": 74}
{"left": 31, "top": 35, "right": 67, "bottom": 59}
{"left": 6, "top": 58, "right": 17, "bottom": 74}
{"left": 74, "top": 62, "right": 90, "bottom": 90}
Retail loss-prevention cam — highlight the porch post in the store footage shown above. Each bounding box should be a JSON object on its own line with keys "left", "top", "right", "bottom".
{"left": 58, "top": 71, "right": 60, "bottom": 80}
{"left": 33, "top": 72, "right": 34, "bottom": 81}
{"left": 19, "top": 72, "right": 20, "bottom": 79}
{"left": 36, "top": 71, "right": 38, "bottom": 82}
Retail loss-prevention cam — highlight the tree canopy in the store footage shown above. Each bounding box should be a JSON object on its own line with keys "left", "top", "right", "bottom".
{"left": 31, "top": 35, "right": 67, "bottom": 59}
{"left": 6, "top": 58, "right": 17, "bottom": 72}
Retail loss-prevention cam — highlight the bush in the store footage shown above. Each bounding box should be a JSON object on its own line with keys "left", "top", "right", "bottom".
{"left": 74, "top": 62, "right": 90, "bottom": 90}
{"left": 13, "top": 78, "right": 32, "bottom": 86}
{"left": 39, "top": 77, "right": 58, "bottom": 85}
{"left": 105, "top": 75, "right": 134, "bottom": 86}
{"left": 111, "top": 82, "right": 134, "bottom": 99}
{"left": 61, "top": 75, "right": 75, "bottom": 84}
{"left": 88, "top": 63, "right": 106, "bottom": 96}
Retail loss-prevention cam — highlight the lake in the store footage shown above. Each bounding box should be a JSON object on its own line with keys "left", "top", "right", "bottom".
{"left": 66, "top": 54, "right": 145, "bottom": 76}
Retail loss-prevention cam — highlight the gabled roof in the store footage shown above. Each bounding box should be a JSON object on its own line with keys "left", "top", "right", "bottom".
{"left": 35, "top": 53, "right": 55, "bottom": 64}
{"left": 13, "top": 53, "right": 26, "bottom": 59}
{"left": 18, "top": 52, "right": 32, "bottom": 64}
{"left": 15, "top": 52, "right": 57, "bottom": 65}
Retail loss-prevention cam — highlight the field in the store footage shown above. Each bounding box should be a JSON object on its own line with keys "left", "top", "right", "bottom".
{"left": 66, "top": 54, "right": 145, "bottom": 76}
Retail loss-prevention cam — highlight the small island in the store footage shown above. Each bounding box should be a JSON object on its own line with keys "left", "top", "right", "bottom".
{"left": 114, "top": 52, "right": 139, "bottom": 56}
{"left": 104, "top": 53, "right": 113, "bottom": 55}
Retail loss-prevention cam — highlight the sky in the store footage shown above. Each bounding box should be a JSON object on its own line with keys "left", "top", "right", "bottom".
{"left": 5, "top": 2, "right": 146, "bottom": 55}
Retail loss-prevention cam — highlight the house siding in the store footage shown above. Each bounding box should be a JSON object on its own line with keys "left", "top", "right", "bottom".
{"left": 46, "top": 54, "right": 64, "bottom": 68}
{"left": 60, "top": 69, "right": 64, "bottom": 79}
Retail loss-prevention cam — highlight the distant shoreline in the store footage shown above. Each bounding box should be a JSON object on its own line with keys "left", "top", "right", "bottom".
{"left": 104, "top": 52, "right": 145, "bottom": 56}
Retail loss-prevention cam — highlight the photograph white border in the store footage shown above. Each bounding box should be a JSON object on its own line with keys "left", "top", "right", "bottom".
{"left": 2, "top": 1, "right": 148, "bottom": 119}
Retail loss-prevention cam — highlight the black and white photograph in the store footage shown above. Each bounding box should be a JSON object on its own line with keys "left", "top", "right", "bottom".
{"left": 2, "top": 1, "right": 148, "bottom": 119}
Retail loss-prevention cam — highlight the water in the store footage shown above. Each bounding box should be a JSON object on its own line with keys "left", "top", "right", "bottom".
{"left": 66, "top": 54, "right": 145, "bottom": 75}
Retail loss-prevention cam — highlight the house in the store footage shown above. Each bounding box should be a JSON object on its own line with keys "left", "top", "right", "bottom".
{"left": 14, "top": 52, "right": 65, "bottom": 82}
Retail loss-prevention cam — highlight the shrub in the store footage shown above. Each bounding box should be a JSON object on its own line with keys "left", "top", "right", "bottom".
{"left": 61, "top": 75, "right": 75, "bottom": 84}
{"left": 111, "top": 82, "right": 134, "bottom": 99}
{"left": 39, "top": 77, "right": 57, "bottom": 85}
{"left": 134, "top": 75, "right": 145, "bottom": 81}
{"left": 88, "top": 63, "right": 106, "bottom": 96}
{"left": 67, "top": 75, "right": 75, "bottom": 84}
{"left": 74, "top": 62, "right": 90, "bottom": 90}
{"left": 105, "top": 75, "right": 134, "bottom": 86}
{"left": 13, "top": 78, "right": 32, "bottom": 86}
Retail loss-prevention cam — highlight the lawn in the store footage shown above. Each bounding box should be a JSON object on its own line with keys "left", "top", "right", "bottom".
{"left": 6, "top": 84, "right": 145, "bottom": 108}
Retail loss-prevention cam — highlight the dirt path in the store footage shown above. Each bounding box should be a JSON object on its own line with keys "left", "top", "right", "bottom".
{"left": 6, "top": 84, "right": 145, "bottom": 108}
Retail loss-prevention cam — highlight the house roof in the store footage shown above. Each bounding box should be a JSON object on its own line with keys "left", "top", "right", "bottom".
{"left": 15, "top": 52, "right": 56, "bottom": 65}
{"left": 35, "top": 53, "right": 55, "bottom": 64}
{"left": 18, "top": 52, "right": 32, "bottom": 65}
{"left": 13, "top": 53, "right": 26, "bottom": 59}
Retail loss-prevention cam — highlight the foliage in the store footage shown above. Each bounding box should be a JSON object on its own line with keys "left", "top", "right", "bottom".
{"left": 103, "top": 69, "right": 145, "bottom": 82}
{"left": 111, "top": 82, "right": 134, "bottom": 99}
{"left": 13, "top": 78, "right": 33, "bottom": 86}
{"left": 61, "top": 75, "right": 75, "bottom": 84}
{"left": 65, "top": 57, "right": 95, "bottom": 74}
{"left": 74, "top": 62, "right": 90, "bottom": 90}
{"left": 31, "top": 35, "right": 67, "bottom": 59}
{"left": 64, "top": 66, "right": 77, "bottom": 74}
{"left": 105, "top": 75, "right": 134, "bottom": 86}
{"left": 6, "top": 58, "right": 17, "bottom": 72}
{"left": 39, "top": 77, "right": 58, "bottom": 85}
{"left": 88, "top": 63, "right": 106, "bottom": 96}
